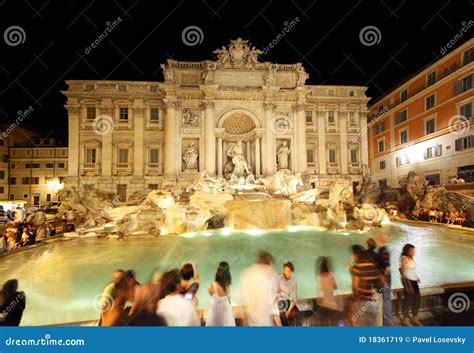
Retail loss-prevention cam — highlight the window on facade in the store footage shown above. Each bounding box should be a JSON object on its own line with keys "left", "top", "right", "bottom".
{"left": 86, "top": 107, "right": 96, "bottom": 120}
{"left": 426, "top": 94, "right": 436, "bottom": 110}
{"left": 148, "top": 184, "right": 158, "bottom": 190}
{"left": 119, "top": 107, "right": 129, "bottom": 120}
{"left": 327, "top": 111, "right": 335, "bottom": 124}
{"left": 379, "top": 160, "right": 386, "bottom": 170}
{"left": 23, "top": 194, "right": 28, "bottom": 199}
{"left": 349, "top": 90, "right": 355, "bottom": 96}
{"left": 378, "top": 140, "right": 385, "bottom": 152}
{"left": 329, "top": 149, "right": 337, "bottom": 163}
{"left": 427, "top": 71, "right": 437, "bottom": 86}
{"left": 463, "top": 48, "right": 474, "bottom": 66}
{"left": 31, "top": 177, "right": 39, "bottom": 184}
{"left": 22, "top": 177, "right": 30, "bottom": 185}
{"left": 85, "top": 148, "right": 97, "bottom": 164}
{"left": 460, "top": 102, "right": 472, "bottom": 120}
{"left": 375, "top": 121, "right": 385, "bottom": 134}
{"left": 455, "top": 135, "right": 474, "bottom": 151}
{"left": 117, "top": 184, "right": 127, "bottom": 202}
{"left": 0, "top": 187, "right": 3, "bottom": 193}
{"left": 59, "top": 177, "right": 65, "bottom": 184}
{"left": 396, "top": 154, "right": 410, "bottom": 166}
{"left": 149, "top": 148, "right": 159, "bottom": 165}
{"left": 455, "top": 74, "right": 473, "bottom": 95}
{"left": 350, "top": 149, "right": 358, "bottom": 163}
{"left": 46, "top": 194, "right": 51, "bottom": 202}
{"left": 396, "top": 110, "right": 407, "bottom": 124}
{"left": 10, "top": 177, "right": 16, "bottom": 185}
{"left": 0, "top": 170, "right": 4, "bottom": 179}
{"left": 150, "top": 108, "right": 159, "bottom": 122}
{"left": 46, "top": 163, "right": 54, "bottom": 168}
{"left": 425, "top": 118, "right": 436, "bottom": 134}
{"left": 118, "top": 84, "right": 128, "bottom": 92}
{"left": 9, "top": 194, "right": 14, "bottom": 200}
{"left": 305, "top": 111, "right": 313, "bottom": 124}
{"left": 45, "top": 177, "right": 53, "bottom": 183}
{"left": 400, "top": 89, "right": 408, "bottom": 102}
{"left": 349, "top": 112, "right": 357, "bottom": 125}
{"left": 25, "top": 163, "right": 31, "bottom": 169}
{"left": 118, "top": 148, "right": 129, "bottom": 166}
{"left": 306, "top": 149, "right": 314, "bottom": 163}
{"left": 58, "top": 162, "right": 65, "bottom": 168}
{"left": 149, "top": 85, "right": 159, "bottom": 92}
{"left": 400, "top": 130, "right": 408, "bottom": 144}
{"left": 424, "top": 145, "right": 442, "bottom": 159}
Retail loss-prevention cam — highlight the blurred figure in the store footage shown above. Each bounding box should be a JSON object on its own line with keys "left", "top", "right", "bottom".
{"left": 98, "top": 269, "right": 126, "bottom": 324}
{"left": 179, "top": 261, "right": 200, "bottom": 304}
{"left": 350, "top": 245, "right": 381, "bottom": 326}
{"left": 156, "top": 269, "right": 199, "bottom": 326}
{"left": 366, "top": 238, "right": 384, "bottom": 271}
{"left": 376, "top": 234, "right": 392, "bottom": 326}
{"left": 277, "top": 262, "right": 297, "bottom": 326}
{"left": 0, "top": 279, "right": 26, "bottom": 326}
{"left": 100, "top": 279, "right": 135, "bottom": 326}
{"left": 127, "top": 270, "right": 166, "bottom": 326}
{"left": 400, "top": 244, "right": 422, "bottom": 326}
{"left": 317, "top": 257, "right": 341, "bottom": 325}
{"left": 206, "top": 262, "right": 235, "bottom": 326}
{"left": 0, "top": 234, "right": 6, "bottom": 254}
{"left": 236, "top": 251, "right": 282, "bottom": 326}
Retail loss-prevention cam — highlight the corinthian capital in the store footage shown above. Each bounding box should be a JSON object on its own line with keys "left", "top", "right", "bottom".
{"left": 199, "top": 101, "right": 215, "bottom": 111}
{"left": 292, "top": 103, "right": 305, "bottom": 112}
{"left": 263, "top": 102, "right": 276, "bottom": 111}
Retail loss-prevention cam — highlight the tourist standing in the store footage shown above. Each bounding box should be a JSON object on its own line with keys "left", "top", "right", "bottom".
{"left": 100, "top": 280, "right": 135, "bottom": 326}
{"left": 317, "top": 257, "right": 341, "bottom": 325}
{"left": 350, "top": 245, "right": 381, "bottom": 326}
{"left": 235, "top": 251, "right": 282, "bottom": 326}
{"left": 0, "top": 279, "right": 26, "bottom": 326}
{"left": 400, "top": 244, "right": 422, "bottom": 326}
{"left": 179, "top": 261, "right": 200, "bottom": 304}
{"left": 206, "top": 262, "right": 235, "bottom": 326}
{"left": 376, "top": 234, "right": 392, "bottom": 326}
{"left": 277, "top": 262, "right": 297, "bottom": 326}
{"left": 156, "top": 269, "right": 200, "bottom": 326}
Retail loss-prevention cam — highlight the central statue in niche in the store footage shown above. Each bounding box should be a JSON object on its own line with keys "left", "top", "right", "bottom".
{"left": 227, "top": 141, "right": 252, "bottom": 178}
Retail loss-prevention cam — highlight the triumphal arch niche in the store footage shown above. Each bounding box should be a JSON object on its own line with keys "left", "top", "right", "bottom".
{"left": 161, "top": 38, "right": 312, "bottom": 183}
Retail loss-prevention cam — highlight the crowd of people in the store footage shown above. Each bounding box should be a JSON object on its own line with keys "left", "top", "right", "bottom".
{"left": 1, "top": 236, "right": 424, "bottom": 327}
{"left": 415, "top": 207, "right": 466, "bottom": 225}
{"left": 0, "top": 221, "right": 56, "bottom": 253}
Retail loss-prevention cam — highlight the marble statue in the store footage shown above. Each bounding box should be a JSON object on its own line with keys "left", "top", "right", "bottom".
{"left": 213, "top": 46, "right": 230, "bottom": 65}
{"left": 201, "top": 62, "right": 216, "bottom": 83}
{"left": 277, "top": 141, "right": 291, "bottom": 170}
{"left": 259, "top": 170, "right": 303, "bottom": 196}
{"left": 296, "top": 65, "right": 308, "bottom": 86}
{"left": 161, "top": 64, "right": 173, "bottom": 83}
{"left": 248, "top": 46, "right": 263, "bottom": 65}
{"left": 182, "top": 143, "right": 198, "bottom": 170}
{"left": 227, "top": 141, "right": 251, "bottom": 178}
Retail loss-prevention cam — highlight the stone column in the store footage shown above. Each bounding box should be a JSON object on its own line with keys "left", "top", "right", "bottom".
{"left": 132, "top": 103, "right": 145, "bottom": 177}
{"left": 293, "top": 103, "right": 307, "bottom": 173}
{"left": 339, "top": 110, "right": 348, "bottom": 175}
{"left": 264, "top": 102, "right": 276, "bottom": 175}
{"left": 201, "top": 101, "right": 216, "bottom": 175}
{"left": 317, "top": 110, "right": 327, "bottom": 175}
{"left": 216, "top": 136, "right": 223, "bottom": 177}
{"left": 163, "top": 99, "right": 178, "bottom": 176}
{"left": 246, "top": 140, "right": 251, "bottom": 164}
{"left": 100, "top": 102, "right": 113, "bottom": 178}
{"left": 255, "top": 136, "right": 261, "bottom": 176}
{"left": 66, "top": 104, "right": 80, "bottom": 184}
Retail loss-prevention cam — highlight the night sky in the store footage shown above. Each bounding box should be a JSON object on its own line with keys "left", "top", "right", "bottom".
{"left": 0, "top": 0, "right": 472, "bottom": 140}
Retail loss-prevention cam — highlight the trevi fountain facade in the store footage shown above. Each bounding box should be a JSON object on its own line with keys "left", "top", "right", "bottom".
{"left": 60, "top": 38, "right": 378, "bottom": 235}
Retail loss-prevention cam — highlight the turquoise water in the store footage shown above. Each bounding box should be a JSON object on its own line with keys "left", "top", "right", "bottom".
{"left": 1, "top": 222, "right": 473, "bottom": 326}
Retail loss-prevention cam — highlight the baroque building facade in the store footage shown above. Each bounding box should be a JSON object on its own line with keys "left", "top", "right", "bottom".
{"left": 64, "top": 39, "right": 370, "bottom": 200}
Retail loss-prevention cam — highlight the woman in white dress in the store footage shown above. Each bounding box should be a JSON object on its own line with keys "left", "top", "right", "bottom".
{"left": 206, "top": 262, "right": 235, "bottom": 326}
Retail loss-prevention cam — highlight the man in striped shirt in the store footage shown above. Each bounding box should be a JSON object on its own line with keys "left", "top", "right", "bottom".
{"left": 350, "top": 245, "right": 381, "bottom": 326}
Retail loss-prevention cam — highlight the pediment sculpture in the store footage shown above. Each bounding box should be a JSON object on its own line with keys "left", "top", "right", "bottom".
{"left": 212, "top": 38, "right": 263, "bottom": 67}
